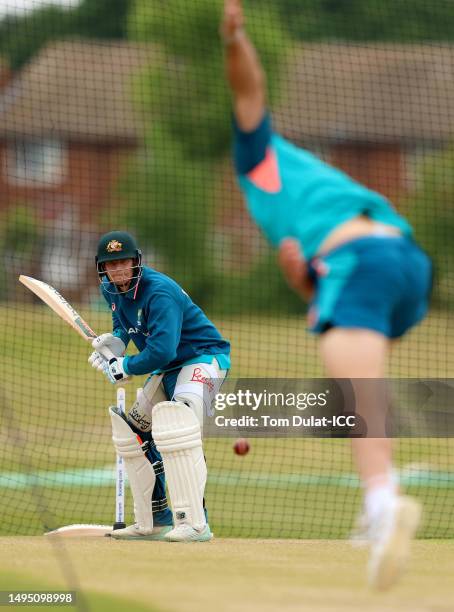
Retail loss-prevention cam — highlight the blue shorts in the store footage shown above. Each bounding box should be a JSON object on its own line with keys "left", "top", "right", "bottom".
{"left": 307, "top": 236, "right": 433, "bottom": 338}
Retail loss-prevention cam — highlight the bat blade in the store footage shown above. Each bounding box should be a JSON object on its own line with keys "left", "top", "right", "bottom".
{"left": 19, "top": 275, "right": 97, "bottom": 342}
{"left": 45, "top": 524, "right": 113, "bottom": 537}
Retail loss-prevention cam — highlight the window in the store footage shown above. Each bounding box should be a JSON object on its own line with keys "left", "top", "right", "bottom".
{"left": 6, "top": 139, "right": 67, "bottom": 186}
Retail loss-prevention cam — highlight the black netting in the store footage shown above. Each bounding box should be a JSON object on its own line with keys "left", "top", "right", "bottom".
{"left": 1, "top": 0, "right": 453, "bottom": 540}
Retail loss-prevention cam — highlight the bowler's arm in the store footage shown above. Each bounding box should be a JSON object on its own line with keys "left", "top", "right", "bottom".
{"left": 222, "top": 1, "right": 314, "bottom": 303}
{"left": 222, "top": 0, "right": 266, "bottom": 132}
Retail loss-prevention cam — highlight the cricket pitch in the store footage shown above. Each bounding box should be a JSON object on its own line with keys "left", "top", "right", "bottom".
{"left": 1, "top": 538, "right": 453, "bottom": 612}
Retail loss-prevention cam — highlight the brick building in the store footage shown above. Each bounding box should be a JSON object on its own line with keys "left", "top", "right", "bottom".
{"left": 2, "top": 41, "right": 454, "bottom": 283}
{"left": 276, "top": 44, "right": 454, "bottom": 200}
{"left": 0, "top": 41, "right": 154, "bottom": 295}
{"left": 0, "top": 40, "right": 155, "bottom": 219}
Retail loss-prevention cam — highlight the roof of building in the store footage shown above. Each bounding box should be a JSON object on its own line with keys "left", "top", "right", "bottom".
{"left": 0, "top": 40, "right": 155, "bottom": 143}
{"left": 275, "top": 43, "right": 454, "bottom": 145}
{"left": 1, "top": 41, "right": 454, "bottom": 146}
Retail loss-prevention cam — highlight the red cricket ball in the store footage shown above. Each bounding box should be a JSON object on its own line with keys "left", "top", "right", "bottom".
{"left": 233, "top": 438, "right": 250, "bottom": 456}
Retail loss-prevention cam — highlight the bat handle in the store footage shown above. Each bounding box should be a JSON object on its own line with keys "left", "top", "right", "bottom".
{"left": 96, "top": 342, "right": 129, "bottom": 384}
{"left": 93, "top": 340, "right": 117, "bottom": 362}
{"left": 101, "top": 347, "right": 117, "bottom": 362}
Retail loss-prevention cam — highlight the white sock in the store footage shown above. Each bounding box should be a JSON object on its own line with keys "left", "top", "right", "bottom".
{"left": 365, "top": 473, "right": 398, "bottom": 523}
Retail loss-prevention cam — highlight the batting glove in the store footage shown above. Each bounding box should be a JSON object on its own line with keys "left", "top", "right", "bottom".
{"left": 104, "top": 357, "right": 131, "bottom": 384}
{"left": 89, "top": 333, "right": 126, "bottom": 371}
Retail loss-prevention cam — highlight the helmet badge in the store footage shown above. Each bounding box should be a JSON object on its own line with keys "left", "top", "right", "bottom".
{"left": 106, "top": 240, "right": 123, "bottom": 253}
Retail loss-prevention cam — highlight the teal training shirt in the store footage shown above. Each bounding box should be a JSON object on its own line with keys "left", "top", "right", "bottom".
{"left": 235, "top": 118, "right": 413, "bottom": 260}
{"left": 100, "top": 267, "right": 230, "bottom": 376}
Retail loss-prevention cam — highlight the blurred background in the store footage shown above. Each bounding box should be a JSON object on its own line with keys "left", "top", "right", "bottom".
{"left": 1, "top": 0, "right": 453, "bottom": 542}
{"left": 1, "top": 0, "right": 454, "bottom": 312}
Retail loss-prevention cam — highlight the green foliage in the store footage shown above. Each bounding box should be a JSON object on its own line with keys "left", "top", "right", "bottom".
{"left": 130, "top": 0, "right": 287, "bottom": 71}
{"left": 129, "top": 0, "right": 223, "bottom": 60}
{"left": 72, "top": 0, "right": 131, "bottom": 40}
{"left": 0, "top": 204, "right": 43, "bottom": 300}
{"left": 2, "top": 0, "right": 454, "bottom": 72}
{"left": 118, "top": 139, "right": 216, "bottom": 303}
{"left": 0, "top": 0, "right": 132, "bottom": 70}
{"left": 208, "top": 252, "right": 306, "bottom": 315}
{"left": 129, "top": 0, "right": 288, "bottom": 161}
{"left": 0, "top": 9, "right": 73, "bottom": 70}
{"left": 267, "top": 0, "right": 454, "bottom": 42}
{"left": 0, "top": 204, "right": 42, "bottom": 256}
{"left": 122, "top": 0, "right": 291, "bottom": 308}
{"left": 404, "top": 148, "right": 454, "bottom": 307}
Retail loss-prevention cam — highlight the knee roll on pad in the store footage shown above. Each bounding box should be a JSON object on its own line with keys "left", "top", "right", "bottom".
{"left": 152, "top": 401, "right": 207, "bottom": 530}
{"left": 109, "top": 407, "right": 155, "bottom": 530}
{"left": 172, "top": 391, "right": 204, "bottom": 429}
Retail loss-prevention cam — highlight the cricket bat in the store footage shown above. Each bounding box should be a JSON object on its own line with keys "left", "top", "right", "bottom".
{"left": 19, "top": 275, "right": 123, "bottom": 537}
{"left": 18, "top": 275, "right": 115, "bottom": 360}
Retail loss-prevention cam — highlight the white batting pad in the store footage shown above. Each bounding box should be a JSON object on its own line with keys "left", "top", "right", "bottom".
{"left": 152, "top": 401, "right": 207, "bottom": 530}
{"left": 109, "top": 407, "right": 155, "bottom": 531}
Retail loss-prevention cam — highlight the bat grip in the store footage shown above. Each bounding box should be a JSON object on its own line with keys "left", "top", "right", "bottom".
{"left": 98, "top": 346, "right": 117, "bottom": 362}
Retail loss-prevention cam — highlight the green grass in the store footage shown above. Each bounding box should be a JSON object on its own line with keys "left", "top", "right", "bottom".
{"left": 0, "top": 569, "right": 162, "bottom": 611}
{"left": 1, "top": 306, "right": 454, "bottom": 539}
{"left": 1, "top": 538, "right": 453, "bottom": 612}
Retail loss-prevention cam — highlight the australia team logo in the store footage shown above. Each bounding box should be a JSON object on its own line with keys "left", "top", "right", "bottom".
{"left": 106, "top": 239, "right": 123, "bottom": 253}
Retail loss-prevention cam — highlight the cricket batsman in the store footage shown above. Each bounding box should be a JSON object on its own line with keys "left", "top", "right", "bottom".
{"left": 221, "top": 0, "right": 432, "bottom": 588}
{"left": 89, "top": 230, "right": 230, "bottom": 542}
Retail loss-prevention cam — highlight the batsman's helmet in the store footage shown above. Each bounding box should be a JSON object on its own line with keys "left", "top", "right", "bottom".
{"left": 96, "top": 230, "right": 141, "bottom": 266}
{"left": 95, "top": 231, "right": 143, "bottom": 293}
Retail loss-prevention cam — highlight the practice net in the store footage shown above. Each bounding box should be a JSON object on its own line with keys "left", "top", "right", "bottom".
{"left": 1, "top": 0, "right": 453, "bottom": 539}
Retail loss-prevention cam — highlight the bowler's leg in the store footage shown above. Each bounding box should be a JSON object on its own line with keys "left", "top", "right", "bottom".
{"left": 320, "top": 328, "right": 421, "bottom": 590}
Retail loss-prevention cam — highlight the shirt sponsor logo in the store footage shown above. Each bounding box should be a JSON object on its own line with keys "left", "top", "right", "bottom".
{"left": 191, "top": 367, "right": 214, "bottom": 392}
{"left": 127, "top": 327, "right": 150, "bottom": 336}
{"left": 128, "top": 404, "right": 151, "bottom": 432}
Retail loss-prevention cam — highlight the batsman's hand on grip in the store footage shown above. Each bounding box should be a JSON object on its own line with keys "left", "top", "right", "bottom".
{"left": 89, "top": 333, "right": 126, "bottom": 371}
{"left": 104, "top": 356, "right": 130, "bottom": 384}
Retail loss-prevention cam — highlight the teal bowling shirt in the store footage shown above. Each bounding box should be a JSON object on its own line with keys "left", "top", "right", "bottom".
{"left": 234, "top": 114, "right": 413, "bottom": 260}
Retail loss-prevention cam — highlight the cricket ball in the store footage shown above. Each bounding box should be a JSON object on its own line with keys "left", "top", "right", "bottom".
{"left": 234, "top": 438, "right": 250, "bottom": 456}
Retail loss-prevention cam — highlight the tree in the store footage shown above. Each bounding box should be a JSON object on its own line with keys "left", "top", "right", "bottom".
{"left": 120, "top": 0, "right": 291, "bottom": 307}
{"left": 404, "top": 148, "right": 454, "bottom": 308}
{"left": 261, "top": 0, "right": 454, "bottom": 43}
{"left": 72, "top": 0, "right": 131, "bottom": 40}
{"left": 0, "top": 0, "right": 132, "bottom": 70}
{"left": 0, "top": 9, "right": 73, "bottom": 70}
